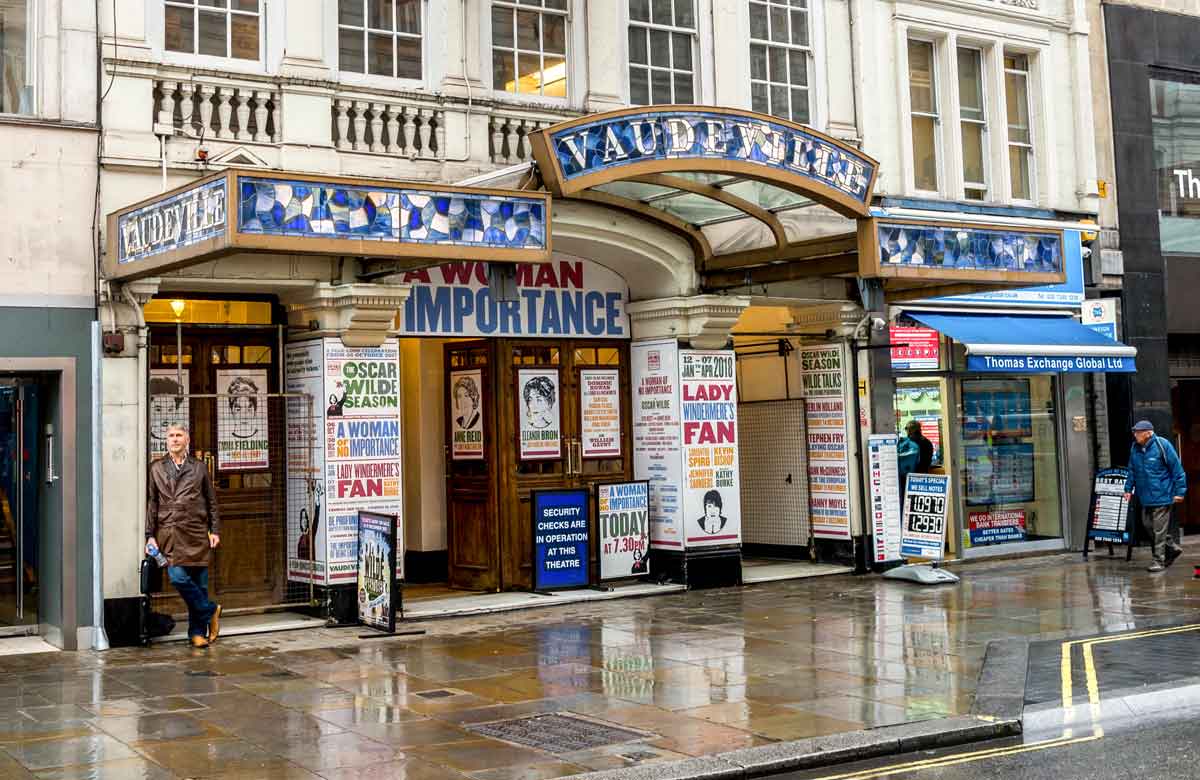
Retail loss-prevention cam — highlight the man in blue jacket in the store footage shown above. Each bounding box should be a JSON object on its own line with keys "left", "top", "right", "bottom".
{"left": 1123, "top": 420, "right": 1187, "bottom": 572}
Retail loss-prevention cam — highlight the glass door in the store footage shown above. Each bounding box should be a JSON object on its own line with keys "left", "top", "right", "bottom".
{"left": 0, "top": 381, "right": 38, "bottom": 634}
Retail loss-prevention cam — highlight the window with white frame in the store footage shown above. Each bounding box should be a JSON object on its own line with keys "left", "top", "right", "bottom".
{"left": 492, "top": 0, "right": 568, "bottom": 98}
{"left": 338, "top": 1, "right": 422, "bottom": 79}
{"left": 748, "top": 0, "right": 811, "bottom": 124}
{"left": 0, "top": 0, "right": 33, "bottom": 114}
{"left": 165, "top": 0, "right": 260, "bottom": 60}
{"left": 1004, "top": 52, "right": 1035, "bottom": 200}
{"left": 957, "top": 47, "right": 988, "bottom": 200}
{"left": 628, "top": 0, "right": 696, "bottom": 105}
{"left": 908, "top": 39, "right": 939, "bottom": 192}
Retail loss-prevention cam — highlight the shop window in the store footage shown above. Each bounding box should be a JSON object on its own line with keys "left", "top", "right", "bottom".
{"left": 164, "top": 0, "right": 261, "bottom": 61}
{"left": 749, "top": 0, "right": 811, "bottom": 124}
{"left": 957, "top": 47, "right": 988, "bottom": 201}
{"left": 492, "top": 0, "right": 568, "bottom": 98}
{"left": 907, "top": 38, "right": 939, "bottom": 192}
{"left": 1004, "top": 52, "right": 1035, "bottom": 200}
{"left": 338, "top": 0, "right": 423, "bottom": 80}
{"left": 959, "top": 376, "right": 1062, "bottom": 550}
{"left": 628, "top": 0, "right": 696, "bottom": 105}
{"left": 511, "top": 346, "right": 560, "bottom": 365}
{"left": 1151, "top": 76, "right": 1200, "bottom": 254}
{"left": 0, "top": 0, "right": 32, "bottom": 115}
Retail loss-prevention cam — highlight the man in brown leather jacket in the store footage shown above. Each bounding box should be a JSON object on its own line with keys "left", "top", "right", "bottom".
{"left": 146, "top": 424, "right": 222, "bottom": 647}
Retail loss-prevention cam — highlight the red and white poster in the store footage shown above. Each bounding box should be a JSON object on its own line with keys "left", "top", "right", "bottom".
{"left": 581, "top": 369, "right": 621, "bottom": 458}
{"left": 680, "top": 350, "right": 741, "bottom": 547}
{"left": 632, "top": 340, "right": 684, "bottom": 549}
{"left": 890, "top": 324, "right": 940, "bottom": 371}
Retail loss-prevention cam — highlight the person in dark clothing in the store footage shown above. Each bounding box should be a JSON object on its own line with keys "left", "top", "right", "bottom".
{"left": 146, "top": 424, "right": 222, "bottom": 647}
{"left": 905, "top": 420, "right": 934, "bottom": 473}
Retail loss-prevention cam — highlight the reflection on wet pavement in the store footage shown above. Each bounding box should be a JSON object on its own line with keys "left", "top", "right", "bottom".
{"left": 0, "top": 553, "right": 1195, "bottom": 778}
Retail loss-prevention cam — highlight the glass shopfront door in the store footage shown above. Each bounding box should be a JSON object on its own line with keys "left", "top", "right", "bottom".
{"left": 0, "top": 380, "right": 40, "bottom": 634}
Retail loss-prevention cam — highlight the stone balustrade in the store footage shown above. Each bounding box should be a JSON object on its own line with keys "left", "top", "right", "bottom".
{"left": 330, "top": 98, "right": 444, "bottom": 161}
{"left": 154, "top": 79, "right": 281, "bottom": 143}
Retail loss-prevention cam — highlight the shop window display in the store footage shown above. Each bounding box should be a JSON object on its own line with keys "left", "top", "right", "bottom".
{"left": 959, "top": 376, "right": 1062, "bottom": 548}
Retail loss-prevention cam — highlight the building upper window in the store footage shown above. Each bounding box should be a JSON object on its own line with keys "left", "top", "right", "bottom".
{"left": 0, "top": 0, "right": 32, "bottom": 114}
{"left": 749, "top": 0, "right": 811, "bottom": 124}
{"left": 338, "top": 1, "right": 422, "bottom": 79}
{"left": 165, "top": 0, "right": 260, "bottom": 60}
{"left": 628, "top": 0, "right": 696, "bottom": 105}
{"left": 958, "top": 47, "right": 988, "bottom": 201}
{"left": 1153, "top": 77, "right": 1200, "bottom": 254}
{"left": 1004, "top": 52, "right": 1034, "bottom": 200}
{"left": 908, "top": 39, "right": 939, "bottom": 192}
{"left": 492, "top": 0, "right": 568, "bottom": 98}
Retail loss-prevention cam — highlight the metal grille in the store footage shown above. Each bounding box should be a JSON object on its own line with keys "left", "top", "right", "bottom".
{"left": 466, "top": 713, "right": 650, "bottom": 752}
{"left": 738, "top": 399, "right": 810, "bottom": 546}
{"left": 149, "top": 393, "right": 317, "bottom": 611}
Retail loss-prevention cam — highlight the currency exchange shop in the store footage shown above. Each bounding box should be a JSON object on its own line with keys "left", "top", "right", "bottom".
{"left": 96, "top": 106, "right": 1107, "bottom": 643}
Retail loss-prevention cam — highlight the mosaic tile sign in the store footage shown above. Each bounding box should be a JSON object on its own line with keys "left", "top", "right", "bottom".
{"left": 117, "top": 178, "right": 227, "bottom": 265}
{"left": 545, "top": 110, "right": 875, "bottom": 209}
{"left": 878, "top": 222, "right": 1062, "bottom": 275}
{"left": 238, "top": 176, "right": 547, "bottom": 251}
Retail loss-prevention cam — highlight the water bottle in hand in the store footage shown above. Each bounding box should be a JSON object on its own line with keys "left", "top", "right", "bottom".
{"left": 147, "top": 543, "right": 168, "bottom": 568}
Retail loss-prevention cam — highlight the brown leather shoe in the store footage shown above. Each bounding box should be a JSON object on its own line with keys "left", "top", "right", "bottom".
{"left": 190, "top": 635, "right": 210, "bottom": 648}
{"left": 207, "top": 605, "right": 222, "bottom": 644}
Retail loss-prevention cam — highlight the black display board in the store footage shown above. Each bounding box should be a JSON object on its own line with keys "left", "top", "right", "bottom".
{"left": 357, "top": 511, "right": 398, "bottom": 633}
{"left": 1084, "top": 467, "right": 1135, "bottom": 561}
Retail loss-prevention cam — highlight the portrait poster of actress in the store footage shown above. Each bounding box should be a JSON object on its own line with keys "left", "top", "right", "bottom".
{"left": 517, "top": 368, "right": 561, "bottom": 460}
{"left": 449, "top": 369, "right": 485, "bottom": 460}
{"left": 216, "top": 369, "right": 270, "bottom": 470}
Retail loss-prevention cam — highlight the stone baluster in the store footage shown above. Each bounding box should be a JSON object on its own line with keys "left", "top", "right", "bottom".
{"left": 352, "top": 100, "right": 368, "bottom": 152}
{"left": 520, "top": 120, "right": 536, "bottom": 161}
{"left": 334, "top": 99, "right": 351, "bottom": 150}
{"left": 490, "top": 118, "right": 504, "bottom": 163}
{"left": 370, "top": 103, "right": 385, "bottom": 153}
{"left": 157, "top": 82, "right": 174, "bottom": 129}
{"left": 506, "top": 120, "right": 519, "bottom": 165}
{"left": 418, "top": 108, "right": 433, "bottom": 158}
{"left": 253, "top": 90, "right": 269, "bottom": 143}
{"left": 235, "top": 90, "right": 251, "bottom": 141}
{"left": 268, "top": 92, "right": 280, "bottom": 142}
{"left": 434, "top": 111, "right": 446, "bottom": 161}
{"left": 403, "top": 109, "right": 417, "bottom": 160}
{"left": 385, "top": 105, "right": 401, "bottom": 155}
{"left": 216, "top": 88, "right": 234, "bottom": 140}
{"left": 178, "top": 82, "right": 196, "bottom": 136}
{"left": 198, "top": 85, "right": 216, "bottom": 139}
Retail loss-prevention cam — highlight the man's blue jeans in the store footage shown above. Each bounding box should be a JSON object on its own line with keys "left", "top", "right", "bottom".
{"left": 167, "top": 566, "right": 216, "bottom": 639}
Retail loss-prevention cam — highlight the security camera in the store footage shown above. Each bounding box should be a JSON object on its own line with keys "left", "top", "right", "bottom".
{"left": 872, "top": 317, "right": 887, "bottom": 332}
{"left": 1081, "top": 246, "right": 1092, "bottom": 259}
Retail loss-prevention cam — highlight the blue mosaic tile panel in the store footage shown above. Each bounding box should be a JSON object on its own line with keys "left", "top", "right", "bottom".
{"left": 237, "top": 177, "right": 547, "bottom": 250}
{"left": 550, "top": 110, "right": 874, "bottom": 205}
{"left": 877, "top": 222, "right": 1062, "bottom": 274}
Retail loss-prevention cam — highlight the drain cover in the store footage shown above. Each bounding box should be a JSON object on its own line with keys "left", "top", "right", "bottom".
{"left": 620, "top": 750, "right": 661, "bottom": 762}
{"left": 468, "top": 713, "right": 649, "bottom": 752}
{"left": 415, "top": 689, "right": 457, "bottom": 699}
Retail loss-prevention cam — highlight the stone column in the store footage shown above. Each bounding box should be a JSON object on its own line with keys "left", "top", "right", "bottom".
{"left": 627, "top": 295, "right": 751, "bottom": 349}
{"left": 283, "top": 283, "right": 412, "bottom": 347}
{"left": 584, "top": 0, "right": 626, "bottom": 112}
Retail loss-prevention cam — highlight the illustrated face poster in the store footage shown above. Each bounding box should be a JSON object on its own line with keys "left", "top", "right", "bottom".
{"left": 450, "top": 369, "right": 485, "bottom": 460}
{"left": 518, "top": 368, "right": 561, "bottom": 460}
{"left": 148, "top": 369, "right": 190, "bottom": 460}
{"left": 581, "top": 369, "right": 621, "bottom": 458}
{"left": 598, "top": 481, "right": 650, "bottom": 580}
{"left": 679, "top": 350, "right": 741, "bottom": 547}
{"left": 215, "top": 369, "right": 269, "bottom": 470}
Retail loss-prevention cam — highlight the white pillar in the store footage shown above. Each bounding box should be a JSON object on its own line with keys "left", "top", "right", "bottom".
{"left": 627, "top": 295, "right": 750, "bottom": 349}
{"left": 277, "top": 0, "right": 329, "bottom": 79}
{"left": 584, "top": 1, "right": 626, "bottom": 112}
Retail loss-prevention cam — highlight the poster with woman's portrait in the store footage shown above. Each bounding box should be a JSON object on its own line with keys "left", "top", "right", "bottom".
{"left": 216, "top": 369, "right": 270, "bottom": 470}
{"left": 449, "top": 369, "right": 485, "bottom": 460}
{"left": 517, "top": 369, "right": 561, "bottom": 460}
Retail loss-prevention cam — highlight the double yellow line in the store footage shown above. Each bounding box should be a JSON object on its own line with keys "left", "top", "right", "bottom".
{"left": 807, "top": 622, "right": 1200, "bottom": 779}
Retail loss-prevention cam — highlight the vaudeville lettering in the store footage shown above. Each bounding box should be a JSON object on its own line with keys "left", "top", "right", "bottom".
{"left": 553, "top": 112, "right": 873, "bottom": 203}
{"left": 119, "top": 180, "right": 227, "bottom": 263}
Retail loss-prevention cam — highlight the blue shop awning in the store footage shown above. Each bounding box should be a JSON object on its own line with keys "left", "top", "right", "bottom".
{"left": 905, "top": 311, "right": 1136, "bottom": 373}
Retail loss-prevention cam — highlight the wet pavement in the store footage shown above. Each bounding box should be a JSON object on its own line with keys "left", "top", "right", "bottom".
{"left": 1, "top": 549, "right": 1200, "bottom": 779}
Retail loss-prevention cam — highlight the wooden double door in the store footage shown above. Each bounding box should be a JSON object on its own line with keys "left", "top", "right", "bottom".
{"left": 445, "top": 339, "right": 633, "bottom": 591}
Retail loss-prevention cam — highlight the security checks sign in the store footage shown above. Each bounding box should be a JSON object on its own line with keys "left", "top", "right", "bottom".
{"left": 532, "top": 488, "right": 590, "bottom": 590}
{"left": 900, "top": 474, "right": 950, "bottom": 560}
{"left": 598, "top": 481, "right": 650, "bottom": 581}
